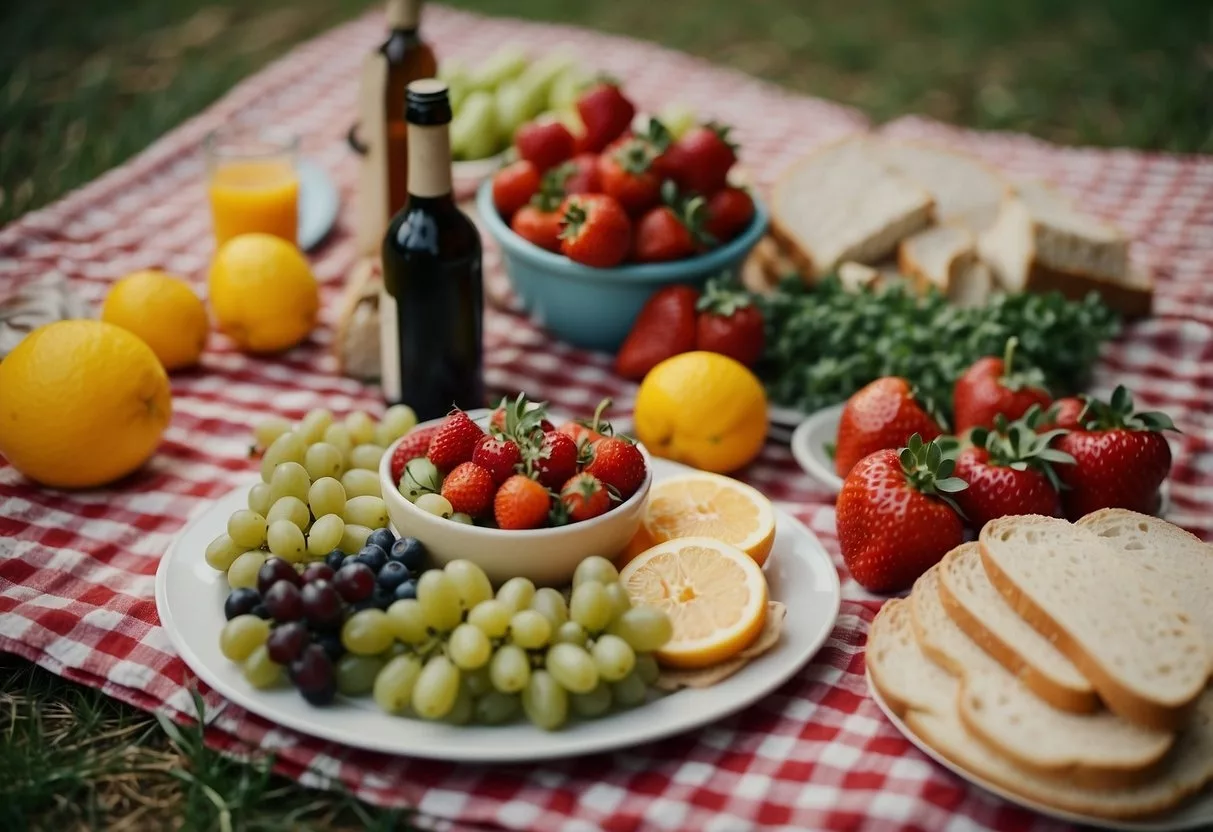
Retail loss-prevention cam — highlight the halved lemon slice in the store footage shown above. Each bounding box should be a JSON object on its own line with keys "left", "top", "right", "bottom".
{"left": 642, "top": 471, "right": 776, "bottom": 565}
{"left": 619, "top": 537, "right": 769, "bottom": 669}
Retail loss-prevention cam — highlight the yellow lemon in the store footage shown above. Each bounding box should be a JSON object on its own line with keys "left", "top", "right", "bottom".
{"left": 642, "top": 471, "right": 776, "bottom": 566}
{"left": 101, "top": 270, "right": 209, "bottom": 370}
{"left": 633, "top": 351, "right": 768, "bottom": 473}
{"left": 620, "top": 536, "right": 768, "bottom": 669}
{"left": 208, "top": 233, "right": 318, "bottom": 353}
{"left": 0, "top": 320, "right": 172, "bottom": 488}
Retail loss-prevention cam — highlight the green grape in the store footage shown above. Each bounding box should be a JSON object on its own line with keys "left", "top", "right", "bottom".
{"left": 335, "top": 653, "right": 385, "bottom": 696}
{"left": 373, "top": 654, "right": 422, "bottom": 714}
{"left": 553, "top": 621, "right": 588, "bottom": 647}
{"left": 378, "top": 404, "right": 417, "bottom": 445}
{"left": 464, "top": 666, "right": 493, "bottom": 698}
{"left": 269, "top": 461, "right": 311, "bottom": 504}
{"left": 247, "top": 482, "right": 273, "bottom": 517}
{"left": 445, "top": 560, "right": 493, "bottom": 610}
{"left": 227, "top": 551, "right": 268, "bottom": 589}
{"left": 496, "top": 577, "right": 535, "bottom": 613}
{"left": 522, "top": 670, "right": 569, "bottom": 731}
{"left": 242, "top": 644, "right": 283, "bottom": 689}
{"left": 220, "top": 614, "right": 270, "bottom": 661}
{"left": 343, "top": 495, "right": 388, "bottom": 530}
{"left": 308, "top": 477, "right": 346, "bottom": 519}
{"left": 205, "top": 533, "right": 243, "bottom": 572}
{"left": 349, "top": 444, "right": 386, "bottom": 471}
{"left": 339, "top": 523, "right": 374, "bottom": 554}
{"left": 573, "top": 556, "right": 619, "bottom": 588}
{"left": 261, "top": 432, "right": 305, "bottom": 481}
{"left": 450, "top": 512, "right": 474, "bottom": 525}
{"left": 546, "top": 643, "right": 598, "bottom": 694}
{"left": 570, "top": 681, "right": 613, "bottom": 718}
{"left": 448, "top": 623, "right": 492, "bottom": 670}
{"left": 227, "top": 509, "right": 267, "bottom": 549}
{"left": 509, "top": 610, "right": 552, "bottom": 649}
{"left": 604, "top": 582, "right": 633, "bottom": 619}
{"left": 298, "top": 408, "right": 333, "bottom": 444}
{"left": 591, "top": 634, "right": 635, "bottom": 682}
{"left": 467, "top": 599, "right": 511, "bottom": 639}
{"left": 569, "top": 581, "right": 612, "bottom": 633}
{"left": 267, "top": 520, "right": 307, "bottom": 562}
{"left": 306, "top": 514, "right": 345, "bottom": 557}
{"left": 386, "top": 599, "right": 428, "bottom": 644}
{"left": 415, "top": 493, "right": 453, "bottom": 518}
{"left": 304, "top": 442, "right": 344, "bottom": 481}
{"left": 342, "top": 609, "right": 394, "bottom": 655}
{"left": 253, "top": 416, "right": 293, "bottom": 449}
{"left": 345, "top": 411, "right": 378, "bottom": 446}
{"left": 608, "top": 607, "right": 674, "bottom": 652}
{"left": 446, "top": 681, "right": 475, "bottom": 725}
{"left": 417, "top": 570, "right": 462, "bottom": 631}
{"left": 400, "top": 458, "right": 440, "bottom": 501}
{"left": 323, "top": 423, "right": 354, "bottom": 459}
{"left": 530, "top": 588, "right": 568, "bottom": 628}
{"left": 342, "top": 468, "right": 381, "bottom": 500}
{"left": 489, "top": 644, "right": 530, "bottom": 693}
{"left": 475, "top": 691, "right": 520, "bottom": 725}
{"left": 611, "top": 671, "right": 648, "bottom": 708}
{"left": 412, "top": 655, "right": 460, "bottom": 720}
{"left": 634, "top": 653, "right": 660, "bottom": 686}
{"left": 266, "top": 496, "right": 310, "bottom": 530}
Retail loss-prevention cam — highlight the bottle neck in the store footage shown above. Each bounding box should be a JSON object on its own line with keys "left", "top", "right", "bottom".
{"left": 385, "top": 0, "right": 421, "bottom": 30}
{"left": 406, "top": 122, "right": 452, "bottom": 199}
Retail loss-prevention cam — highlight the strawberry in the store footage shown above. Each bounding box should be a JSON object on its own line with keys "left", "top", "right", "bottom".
{"left": 703, "top": 187, "right": 755, "bottom": 242}
{"left": 613, "top": 285, "right": 700, "bottom": 381}
{"left": 834, "top": 377, "right": 944, "bottom": 478}
{"left": 530, "top": 431, "right": 579, "bottom": 489}
{"left": 389, "top": 426, "right": 439, "bottom": 483}
{"left": 660, "top": 123, "right": 736, "bottom": 195}
{"left": 472, "top": 435, "right": 522, "bottom": 484}
{"left": 557, "top": 397, "right": 614, "bottom": 450}
{"left": 1055, "top": 386, "right": 1176, "bottom": 520}
{"left": 836, "top": 435, "right": 968, "bottom": 593}
{"left": 440, "top": 462, "right": 495, "bottom": 517}
{"left": 494, "top": 474, "right": 553, "bottom": 530}
{"left": 953, "top": 337, "right": 1053, "bottom": 434}
{"left": 514, "top": 120, "right": 576, "bottom": 172}
{"left": 550, "top": 153, "right": 601, "bottom": 196}
{"left": 575, "top": 81, "right": 636, "bottom": 153}
{"left": 559, "top": 194, "right": 632, "bottom": 268}
{"left": 426, "top": 410, "right": 485, "bottom": 471}
{"left": 952, "top": 416, "right": 1075, "bottom": 528}
{"left": 1039, "top": 396, "right": 1086, "bottom": 432}
{"left": 694, "top": 280, "right": 765, "bottom": 367}
{"left": 584, "top": 436, "right": 647, "bottom": 498}
{"left": 598, "top": 137, "right": 664, "bottom": 215}
{"left": 491, "top": 160, "right": 541, "bottom": 221}
{"left": 559, "top": 472, "right": 612, "bottom": 522}
{"left": 490, "top": 394, "right": 554, "bottom": 440}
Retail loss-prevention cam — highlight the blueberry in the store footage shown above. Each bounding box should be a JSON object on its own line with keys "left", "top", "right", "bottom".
{"left": 251, "top": 603, "right": 273, "bottom": 620}
{"left": 224, "top": 588, "right": 261, "bottom": 620}
{"left": 365, "top": 528, "right": 396, "bottom": 553}
{"left": 393, "top": 579, "right": 418, "bottom": 602}
{"left": 377, "top": 560, "right": 410, "bottom": 591}
{"left": 355, "top": 544, "right": 388, "bottom": 573}
{"left": 372, "top": 587, "right": 396, "bottom": 610}
{"left": 342, "top": 555, "right": 361, "bottom": 570}
{"left": 314, "top": 632, "right": 345, "bottom": 662}
{"left": 324, "top": 549, "right": 347, "bottom": 571}
{"left": 389, "top": 537, "right": 427, "bottom": 572}
{"left": 350, "top": 598, "right": 378, "bottom": 613}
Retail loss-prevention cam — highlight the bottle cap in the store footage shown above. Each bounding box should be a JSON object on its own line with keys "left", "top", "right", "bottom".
{"left": 405, "top": 79, "right": 451, "bottom": 126}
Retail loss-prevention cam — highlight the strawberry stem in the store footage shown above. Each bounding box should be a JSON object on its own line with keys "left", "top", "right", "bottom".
{"left": 898, "top": 433, "right": 969, "bottom": 516}
{"left": 1081, "top": 385, "right": 1178, "bottom": 432}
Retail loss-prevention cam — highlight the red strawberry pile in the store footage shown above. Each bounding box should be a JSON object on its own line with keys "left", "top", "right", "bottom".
{"left": 389, "top": 396, "right": 647, "bottom": 530}
{"left": 491, "top": 80, "right": 754, "bottom": 269}
{"left": 833, "top": 337, "right": 1177, "bottom": 593}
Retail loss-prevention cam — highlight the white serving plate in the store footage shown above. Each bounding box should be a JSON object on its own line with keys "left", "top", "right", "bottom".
{"left": 297, "top": 158, "right": 339, "bottom": 251}
{"left": 865, "top": 669, "right": 1213, "bottom": 831}
{"left": 789, "top": 403, "right": 845, "bottom": 494}
{"left": 155, "top": 457, "right": 842, "bottom": 762}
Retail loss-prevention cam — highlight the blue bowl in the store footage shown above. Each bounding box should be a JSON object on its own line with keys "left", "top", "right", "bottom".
{"left": 476, "top": 179, "right": 769, "bottom": 352}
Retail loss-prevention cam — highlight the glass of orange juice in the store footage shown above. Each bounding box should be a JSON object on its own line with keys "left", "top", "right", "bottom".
{"left": 206, "top": 130, "right": 300, "bottom": 247}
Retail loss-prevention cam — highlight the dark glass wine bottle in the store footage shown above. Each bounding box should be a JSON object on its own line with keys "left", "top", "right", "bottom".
{"left": 381, "top": 0, "right": 438, "bottom": 218}
{"left": 380, "top": 79, "right": 484, "bottom": 420}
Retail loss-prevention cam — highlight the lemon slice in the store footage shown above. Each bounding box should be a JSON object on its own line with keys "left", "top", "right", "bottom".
{"left": 620, "top": 537, "right": 769, "bottom": 669}
{"left": 642, "top": 471, "right": 776, "bottom": 565}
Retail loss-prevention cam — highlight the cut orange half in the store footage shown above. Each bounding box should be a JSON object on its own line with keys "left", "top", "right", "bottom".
{"left": 620, "top": 537, "right": 769, "bottom": 669}
{"left": 642, "top": 471, "right": 776, "bottom": 566}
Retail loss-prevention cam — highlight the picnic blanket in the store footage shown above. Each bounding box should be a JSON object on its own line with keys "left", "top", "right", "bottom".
{"left": 3, "top": 5, "right": 1213, "bottom": 830}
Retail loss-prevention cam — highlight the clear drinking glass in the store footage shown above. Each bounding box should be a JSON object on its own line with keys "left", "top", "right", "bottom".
{"left": 205, "top": 130, "right": 300, "bottom": 247}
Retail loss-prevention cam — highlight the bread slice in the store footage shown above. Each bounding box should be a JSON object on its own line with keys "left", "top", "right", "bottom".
{"left": 1077, "top": 509, "right": 1213, "bottom": 654}
{"left": 910, "top": 561, "right": 1172, "bottom": 786}
{"left": 938, "top": 544, "right": 1098, "bottom": 713}
{"left": 898, "top": 225, "right": 993, "bottom": 308}
{"left": 980, "top": 515, "right": 1211, "bottom": 731}
{"left": 866, "top": 598, "right": 956, "bottom": 718}
{"left": 873, "top": 141, "right": 1009, "bottom": 234}
{"left": 770, "top": 138, "right": 934, "bottom": 278}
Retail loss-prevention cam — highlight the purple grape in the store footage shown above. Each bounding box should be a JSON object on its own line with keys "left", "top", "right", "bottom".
{"left": 389, "top": 537, "right": 427, "bottom": 572}
{"left": 377, "top": 560, "right": 410, "bottom": 591}
{"left": 393, "top": 579, "right": 418, "bottom": 602}
{"left": 301, "top": 562, "right": 335, "bottom": 584}
{"left": 366, "top": 528, "right": 396, "bottom": 554}
{"left": 224, "top": 588, "right": 261, "bottom": 620}
{"left": 266, "top": 621, "right": 309, "bottom": 664}
{"left": 355, "top": 544, "right": 388, "bottom": 573}
{"left": 289, "top": 643, "right": 336, "bottom": 705}
{"left": 251, "top": 604, "right": 272, "bottom": 620}
{"left": 314, "top": 632, "right": 345, "bottom": 662}
{"left": 324, "top": 549, "right": 347, "bottom": 571}
{"left": 263, "top": 581, "right": 304, "bottom": 622}
{"left": 257, "top": 557, "right": 302, "bottom": 595}
{"left": 333, "top": 563, "right": 375, "bottom": 603}
{"left": 301, "top": 580, "right": 344, "bottom": 630}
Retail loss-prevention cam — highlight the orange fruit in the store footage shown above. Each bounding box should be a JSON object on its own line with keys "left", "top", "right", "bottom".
{"left": 0, "top": 320, "right": 172, "bottom": 488}
{"left": 208, "top": 233, "right": 318, "bottom": 353}
{"left": 101, "top": 270, "right": 209, "bottom": 370}
{"left": 615, "top": 526, "right": 656, "bottom": 568}
{"left": 642, "top": 471, "right": 776, "bottom": 566}
{"left": 619, "top": 537, "right": 768, "bottom": 669}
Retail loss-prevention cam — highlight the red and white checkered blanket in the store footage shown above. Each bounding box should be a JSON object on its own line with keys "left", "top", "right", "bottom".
{"left": 2, "top": 6, "right": 1212, "bottom": 830}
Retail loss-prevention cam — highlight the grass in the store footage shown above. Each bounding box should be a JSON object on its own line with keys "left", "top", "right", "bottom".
{"left": 1, "top": 0, "right": 1209, "bottom": 826}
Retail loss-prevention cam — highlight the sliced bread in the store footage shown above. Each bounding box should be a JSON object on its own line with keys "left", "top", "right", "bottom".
{"left": 866, "top": 598, "right": 954, "bottom": 718}
{"left": 980, "top": 515, "right": 1211, "bottom": 731}
{"left": 897, "top": 225, "right": 993, "bottom": 308}
{"left": 770, "top": 138, "right": 934, "bottom": 278}
{"left": 873, "top": 141, "right": 1009, "bottom": 234}
{"left": 910, "top": 561, "right": 1172, "bottom": 786}
{"left": 938, "top": 544, "right": 1098, "bottom": 713}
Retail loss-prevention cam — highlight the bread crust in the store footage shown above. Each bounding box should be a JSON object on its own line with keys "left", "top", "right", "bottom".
{"left": 864, "top": 599, "right": 916, "bottom": 719}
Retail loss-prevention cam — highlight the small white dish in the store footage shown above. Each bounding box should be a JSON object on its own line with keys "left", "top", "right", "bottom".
{"left": 790, "top": 404, "right": 845, "bottom": 494}
{"left": 296, "top": 158, "right": 339, "bottom": 251}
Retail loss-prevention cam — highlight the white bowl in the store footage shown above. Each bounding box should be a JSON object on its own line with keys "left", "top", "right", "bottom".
{"left": 378, "top": 412, "right": 652, "bottom": 587}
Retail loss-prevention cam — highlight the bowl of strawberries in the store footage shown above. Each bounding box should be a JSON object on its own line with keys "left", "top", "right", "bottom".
{"left": 478, "top": 80, "right": 768, "bottom": 352}
{"left": 378, "top": 396, "right": 652, "bottom": 586}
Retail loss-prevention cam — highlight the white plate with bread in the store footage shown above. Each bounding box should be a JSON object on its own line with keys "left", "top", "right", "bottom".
{"left": 866, "top": 511, "right": 1213, "bottom": 829}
